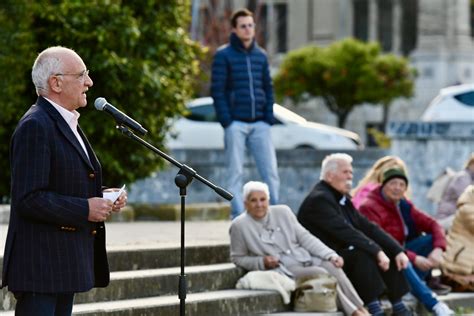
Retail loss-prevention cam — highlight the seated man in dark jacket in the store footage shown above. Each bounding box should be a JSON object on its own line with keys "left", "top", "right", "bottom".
{"left": 298, "top": 153, "right": 411, "bottom": 316}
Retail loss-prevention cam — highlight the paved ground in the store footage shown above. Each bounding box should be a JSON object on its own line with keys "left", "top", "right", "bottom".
{"left": 0, "top": 221, "right": 232, "bottom": 254}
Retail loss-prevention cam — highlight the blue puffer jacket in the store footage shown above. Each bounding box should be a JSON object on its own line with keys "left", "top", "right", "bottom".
{"left": 211, "top": 33, "right": 274, "bottom": 128}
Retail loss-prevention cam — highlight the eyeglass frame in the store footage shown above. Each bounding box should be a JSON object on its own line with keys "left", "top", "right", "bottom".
{"left": 54, "top": 69, "right": 90, "bottom": 83}
{"left": 238, "top": 23, "right": 255, "bottom": 29}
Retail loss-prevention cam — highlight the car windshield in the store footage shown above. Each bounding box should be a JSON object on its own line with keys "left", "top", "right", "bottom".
{"left": 454, "top": 91, "right": 474, "bottom": 106}
{"left": 186, "top": 104, "right": 217, "bottom": 122}
{"left": 185, "top": 102, "right": 309, "bottom": 125}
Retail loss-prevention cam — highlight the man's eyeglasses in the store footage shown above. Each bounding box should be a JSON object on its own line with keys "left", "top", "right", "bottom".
{"left": 55, "top": 69, "right": 90, "bottom": 83}
{"left": 238, "top": 23, "right": 255, "bottom": 29}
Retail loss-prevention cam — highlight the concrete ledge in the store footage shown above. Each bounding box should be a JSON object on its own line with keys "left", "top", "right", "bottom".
{"left": 131, "top": 202, "right": 230, "bottom": 221}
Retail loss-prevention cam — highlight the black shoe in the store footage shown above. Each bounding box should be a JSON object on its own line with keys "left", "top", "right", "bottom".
{"left": 428, "top": 276, "right": 452, "bottom": 296}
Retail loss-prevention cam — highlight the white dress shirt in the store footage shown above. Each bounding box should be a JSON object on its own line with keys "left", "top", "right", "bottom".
{"left": 45, "top": 97, "right": 89, "bottom": 159}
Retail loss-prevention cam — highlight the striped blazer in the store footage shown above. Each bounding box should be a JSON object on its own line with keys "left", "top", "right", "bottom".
{"left": 1, "top": 96, "right": 109, "bottom": 293}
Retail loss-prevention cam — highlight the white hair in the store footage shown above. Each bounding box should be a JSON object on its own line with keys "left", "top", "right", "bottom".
{"left": 31, "top": 46, "right": 74, "bottom": 94}
{"left": 243, "top": 181, "right": 270, "bottom": 201}
{"left": 320, "top": 153, "right": 353, "bottom": 180}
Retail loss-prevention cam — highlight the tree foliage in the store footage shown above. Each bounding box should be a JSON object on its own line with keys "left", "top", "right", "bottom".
{"left": 274, "top": 38, "right": 416, "bottom": 128}
{"left": 0, "top": 0, "right": 204, "bottom": 200}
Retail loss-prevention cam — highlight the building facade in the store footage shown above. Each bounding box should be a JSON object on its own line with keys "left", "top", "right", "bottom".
{"left": 192, "top": 0, "right": 474, "bottom": 143}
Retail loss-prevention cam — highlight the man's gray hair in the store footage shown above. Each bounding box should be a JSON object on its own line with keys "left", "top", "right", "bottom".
{"left": 320, "top": 153, "right": 353, "bottom": 180}
{"left": 31, "top": 46, "right": 71, "bottom": 95}
{"left": 243, "top": 181, "right": 270, "bottom": 201}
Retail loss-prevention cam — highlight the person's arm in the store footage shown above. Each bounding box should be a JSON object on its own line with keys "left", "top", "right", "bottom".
{"left": 358, "top": 201, "right": 412, "bottom": 261}
{"left": 229, "top": 222, "right": 266, "bottom": 271}
{"left": 261, "top": 55, "right": 274, "bottom": 125}
{"left": 298, "top": 194, "right": 382, "bottom": 257}
{"left": 289, "top": 206, "right": 337, "bottom": 260}
{"left": 346, "top": 198, "right": 404, "bottom": 258}
{"left": 410, "top": 201, "right": 447, "bottom": 251}
{"left": 11, "top": 118, "right": 92, "bottom": 227}
{"left": 210, "top": 51, "right": 232, "bottom": 127}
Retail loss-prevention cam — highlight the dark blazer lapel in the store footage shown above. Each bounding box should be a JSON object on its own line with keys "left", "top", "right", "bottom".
{"left": 36, "top": 97, "right": 94, "bottom": 170}
{"left": 77, "top": 125, "right": 100, "bottom": 170}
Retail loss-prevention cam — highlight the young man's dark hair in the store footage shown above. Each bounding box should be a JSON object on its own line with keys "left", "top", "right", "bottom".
{"left": 230, "top": 8, "right": 253, "bottom": 28}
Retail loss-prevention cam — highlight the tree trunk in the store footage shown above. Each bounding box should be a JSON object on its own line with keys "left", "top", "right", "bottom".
{"left": 337, "top": 111, "right": 349, "bottom": 128}
{"left": 382, "top": 102, "right": 389, "bottom": 132}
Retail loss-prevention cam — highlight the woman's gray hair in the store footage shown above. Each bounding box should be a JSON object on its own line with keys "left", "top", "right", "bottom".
{"left": 31, "top": 46, "right": 70, "bottom": 95}
{"left": 320, "top": 153, "right": 353, "bottom": 180}
{"left": 243, "top": 181, "right": 270, "bottom": 201}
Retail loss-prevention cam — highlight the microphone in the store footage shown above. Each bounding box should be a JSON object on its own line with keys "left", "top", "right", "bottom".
{"left": 94, "top": 97, "right": 148, "bottom": 136}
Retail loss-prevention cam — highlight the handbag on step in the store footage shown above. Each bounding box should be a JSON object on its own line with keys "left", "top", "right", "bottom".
{"left": 293, "top": 273, "right": 338, "bottom": 312}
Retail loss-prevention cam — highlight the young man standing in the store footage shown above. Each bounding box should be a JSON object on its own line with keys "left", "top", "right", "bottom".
{"left": 211, "top": 8, "right": 280, "bottom": 218}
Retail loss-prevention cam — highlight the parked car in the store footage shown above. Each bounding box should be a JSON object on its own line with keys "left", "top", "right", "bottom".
{"left": 421, "top": 84, "right": 474, "bottom": 122}
{"left": 166, "top": 97, "right": 362, "bottom": 150}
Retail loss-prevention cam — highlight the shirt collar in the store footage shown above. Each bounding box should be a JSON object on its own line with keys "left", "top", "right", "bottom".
{"left": 44, "top": 97, "right": 81, "bottom": 127}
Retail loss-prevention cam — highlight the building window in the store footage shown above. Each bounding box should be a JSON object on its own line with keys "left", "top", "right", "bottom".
{"left": 256, "top": 4, "right": 268, "bottom": 49}
{"left": 471, "top": 0, "right": 474, "bottom": 37}
{"left": 256, "top": 3, "right": 287, "bottom": 53}
{"left": 401, "top": 0, "right": 418, "bottom": 56}
{"left": 275, "top": 4, "right": 287, "bottom": 53}
{"left": 353, "top": 0, "right": 369, "bottom": 41}
{"left": 378, "top": 0, "right": 393, "bottom": 51}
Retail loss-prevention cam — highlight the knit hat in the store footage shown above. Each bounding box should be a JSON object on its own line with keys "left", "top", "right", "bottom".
{"left": 382, "top": 168, "right": 408, "bottom": 187}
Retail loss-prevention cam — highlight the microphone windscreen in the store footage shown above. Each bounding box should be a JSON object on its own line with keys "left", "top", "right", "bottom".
{"left": 94, "top": 97, "right": 107, "bottom": 111}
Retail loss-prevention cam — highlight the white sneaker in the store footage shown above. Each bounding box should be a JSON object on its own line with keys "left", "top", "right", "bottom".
{"left": 432, "top": 302, "right": 455, "bottom": 316}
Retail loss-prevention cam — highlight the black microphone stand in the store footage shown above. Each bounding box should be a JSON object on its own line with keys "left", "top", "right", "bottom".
{"left": 116, "top": 125, "right": 233, "bottom": 316}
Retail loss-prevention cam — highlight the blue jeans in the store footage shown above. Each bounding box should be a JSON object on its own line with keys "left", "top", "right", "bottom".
{"left": 224, "top": 121, "right": 280, "bottom": 218}
{"left": 406, "top": 234, "right": 434, "bottom": 281}
{"left": 404, "top": 263, "right": 438, "bottom": 311}
{"left": 14, "top": 292, "right": 74, "bottom": 316}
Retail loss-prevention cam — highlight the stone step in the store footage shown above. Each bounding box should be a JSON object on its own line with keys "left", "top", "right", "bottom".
{"left": 1, "top": 263, "right": 245, "bottom": 311}
{"left": 0, "top": 242, "right": 230, "bottom": 274}
{"left": 75, "top": 263, "right": 245, "bottom": 304}
{"left": 2, "top": 290, "right": 474, "bottom": 316}
{"left": 0, "top": 290, "right": 289, "bottom": 316}
{"left": 107, "top": 243, "right": 230, "bottom": 271}
{"left": 262, "top": 313, "right": 343, "bottom": 316}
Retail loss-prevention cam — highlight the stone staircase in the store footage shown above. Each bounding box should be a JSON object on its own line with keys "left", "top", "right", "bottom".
{"left": 1, "top": 243, "right": 474, "bottom": 315}
{"left": 0, "top": 244, "right": 292, "bottom": 315}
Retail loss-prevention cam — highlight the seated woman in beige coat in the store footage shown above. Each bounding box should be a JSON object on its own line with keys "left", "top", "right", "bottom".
{"left": 442, "top": 184, "right": 474, "bottom": 291}
{"left": 230, "top": 181, "right": 368, "bottom": 316}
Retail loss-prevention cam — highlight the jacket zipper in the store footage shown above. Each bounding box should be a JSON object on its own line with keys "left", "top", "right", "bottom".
{"left": 246, "top": 53, "right": 256, "bottom": 120}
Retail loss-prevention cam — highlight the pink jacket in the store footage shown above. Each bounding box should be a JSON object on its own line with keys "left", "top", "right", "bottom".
{"left": 352, "top": 182, "right": 378, "bottom": 209}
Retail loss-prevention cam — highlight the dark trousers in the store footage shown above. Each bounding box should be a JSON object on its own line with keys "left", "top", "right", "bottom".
{"left": 14, "top": 292, "right": 74, "bottom": 316}
{"left": 340, "top": 248, "right": 409, "bottom": 304}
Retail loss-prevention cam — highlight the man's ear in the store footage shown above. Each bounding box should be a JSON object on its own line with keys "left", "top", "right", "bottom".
{"left": 325, "top": 172, "right": 333, "bottom": 183}
{"left": 49, "top": 76, "right": 62, "bottom": 93}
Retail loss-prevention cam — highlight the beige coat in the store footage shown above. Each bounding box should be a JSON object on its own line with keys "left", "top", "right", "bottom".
{"left": 442, "top": 185, "right": 474, "bottom": 275}
{"left": 230, "top": 204, "right": 337, "bottom": 273}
